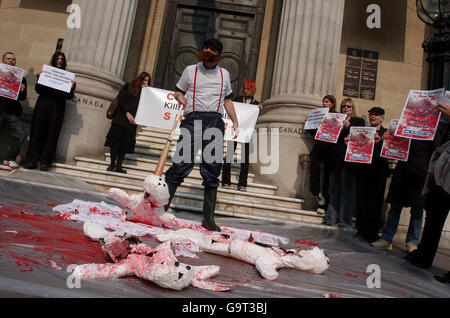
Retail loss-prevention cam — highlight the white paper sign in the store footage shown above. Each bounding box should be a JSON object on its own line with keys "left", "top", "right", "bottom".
{"left": 37, "top": 64, "right": 75, "bottom": 93}
{"left": 135, "top": 87, "right": 260, "bottom": 143}
{"left": 0, "top": 63, "right": 24, "bottom": 100}
{"left": 304, "top": 108, "right": 329, "bottom": 130}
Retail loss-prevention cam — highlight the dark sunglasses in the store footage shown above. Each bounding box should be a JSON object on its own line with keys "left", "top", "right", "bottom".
{"left": 341, "top": 105, "right": 353, "bottom": 109}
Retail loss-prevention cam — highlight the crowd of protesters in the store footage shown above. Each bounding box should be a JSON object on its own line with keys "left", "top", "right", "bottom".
{"left": 307, "top": 94, "right": 449, "bottom": 284}
{"left": 1, "top": 47, "right": 449, "bottom": 284}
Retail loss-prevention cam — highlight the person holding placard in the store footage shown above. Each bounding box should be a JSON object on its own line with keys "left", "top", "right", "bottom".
{"left": 323, "top": 98, "right": 365, "bottom": 227}
{"left": 306, "top": 95, "right": 337, "bottom": 213}
{"left": 0, "top": 52, "right": 27, "bottom": 169}
{"left": 406, "top": 102, "right": 449, "bottom": 276}
{"left": 354, "top": 107, "right": 389, "bottom": 243}
{"left": 221, "top": 80, "right": 262, "bottom": 192}
{"left": 104, "top": 72, "right": 151, "bottom": 174}
{"left": 24, "top": 52, "right": 76, "bottom": 171}
{"left": 372, "top": 137, "right": 434, "bottom": 253}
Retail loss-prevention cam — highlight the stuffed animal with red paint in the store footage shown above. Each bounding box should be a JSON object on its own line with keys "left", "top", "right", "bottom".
{"left": 108, "top": 174, "right": 182, "bottom": 229}
{"left": 156, "top": 228, "right": 330, "bottom": 281}
{"left": 72, "top": 222, "right": 230, "bottom": 291}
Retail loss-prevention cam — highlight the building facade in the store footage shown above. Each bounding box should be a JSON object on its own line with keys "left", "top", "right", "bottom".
{"left": 0, "top": 0, "right": 434, "bottom": 204}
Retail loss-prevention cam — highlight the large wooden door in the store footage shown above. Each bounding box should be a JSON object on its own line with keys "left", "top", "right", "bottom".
{"left": 154, "top": 0, "right": 265, "bottom": 95}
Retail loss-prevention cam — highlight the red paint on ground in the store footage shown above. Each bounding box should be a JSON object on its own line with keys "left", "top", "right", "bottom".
{"left": 0, "top": 202, "right": 106, "bottom": 273}
{"left": 46, "top": 202, "right": 59, "bottom": 207}
{"left": 343, "top": 273, "right": 359, "bottom": 278}
{"left": 294, "top": 239, "right": 319, "bottom": 247}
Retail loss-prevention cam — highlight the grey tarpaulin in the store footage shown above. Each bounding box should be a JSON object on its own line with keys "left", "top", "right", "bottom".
{"left": 0, "top": 169, "right": 449, "bottom": 298}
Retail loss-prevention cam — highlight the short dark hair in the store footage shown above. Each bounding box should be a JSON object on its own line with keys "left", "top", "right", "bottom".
{"left": 2, "top": 52, "right": 15, "bottom": 60}
{"left": 50, "top": 51, "right": 67, "bottom": 70}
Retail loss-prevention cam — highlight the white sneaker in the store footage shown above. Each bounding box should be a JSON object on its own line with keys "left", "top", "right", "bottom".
{"left": 371, "top": 238, "right": 393, "bottom": 251}
{"left": 316, "top": 193, "right": 326, "bottom": 206}
{"left": 406, "top": 242, "right": 418, "bottom": 254}
{"left": 4, "top": 160, "right": 19, "bottom": 169}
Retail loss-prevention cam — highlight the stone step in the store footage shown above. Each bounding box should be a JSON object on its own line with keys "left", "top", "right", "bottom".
{"left": 0, "top": 165, "right": 13, "bottom": 176}
{"left": 135, "top": 136, "right": 243, "bottom": 158}
{"left": 70, "top": 175, "right": 318, "bottom": 225}
{"left": 125, "top": 143, "right": 247, "bottom": 169}
{"left": 76, "top": 156, "right": 256, "bottom": 185}
{"left": 52, "top": 163, "right": 277, "bottom": 196}
{"left": 74, "top": 158, "right": 299, "bottom": 209}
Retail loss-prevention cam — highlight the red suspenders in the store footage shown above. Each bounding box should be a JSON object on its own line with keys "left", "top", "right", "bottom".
{"left": 192, "top": 66, "right": 224, "bottom": 113}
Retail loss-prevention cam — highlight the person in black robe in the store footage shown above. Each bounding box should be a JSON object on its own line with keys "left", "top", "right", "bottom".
{"left": 24, "top": 52, "right": 76, "bottom": 171}
{"left": 105, "top": 72, "right": 150, "bottom": 174}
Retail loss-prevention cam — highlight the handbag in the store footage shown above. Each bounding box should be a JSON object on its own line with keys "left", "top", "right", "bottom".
{"left": 106, "top": 94, "right": 119, "bottom": 119}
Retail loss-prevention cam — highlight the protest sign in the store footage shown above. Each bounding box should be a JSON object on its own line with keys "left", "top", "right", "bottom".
{"left": 395, "top": 88, "right": 444, "bottom": 140}
{"left": 315, "top": 113, "right": 347, "bottom": 143}
{"left": 381, "top": 119, "right": 411, "bottom": 161}
{"left": 345, "top": 127, "right": 377, "bottom": 164}
{"left": 37, "top": 64, "right": 75, "bottom": 93}
{"left": 135, "top": 87, "right": 260, "bottom": 143}
{"left": 0, "top": 63, "right": 24, "bottom": 100}
{"left": 304, "top": 108, "right": 329, "bottom": 130}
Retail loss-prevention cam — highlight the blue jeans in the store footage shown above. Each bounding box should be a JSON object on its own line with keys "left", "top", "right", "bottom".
{"left": 381, "top": 204, "right": 424, "bottom": 244}
{"left": 325, "top": 167, "right": 355, "bottom": 225}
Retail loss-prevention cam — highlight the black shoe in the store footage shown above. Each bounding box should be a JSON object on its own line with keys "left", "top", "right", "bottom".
{"left": 434, "top": 271, "right": 450, "bottom": 284}
{"left": 114, "top": 167, "right": 127, "bottom": 174}
{"left": 106, "top": 165, "right": 115, "bottom": 172}
{"left": 40, "top": 164, "right": 49, "bottom": 171}
{"left": 24, "top": 162, "right": 37, "bottom": 170}
{"left": 164, "top": 180, "right": 179, "bottom": 212}
{"left": 202, "top": 187, "right": 221, "bottom": 232}
{"left": 404, "top": 251, "right": 431, "bottom": 269}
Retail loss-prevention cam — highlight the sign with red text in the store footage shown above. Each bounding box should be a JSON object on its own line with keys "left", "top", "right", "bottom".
{"left": 135, "top": 87, "right": 259, "bottom": 143}
{"left": 315, "top": 113, "right": 347, "bottom": 143}
{"left": 381, "top": 119, "right": 411, "bottom": 161}
{"left": 345, "top": 127, "right": 376, "bottom": 164}
{"left": 395, "top": 88, "right": 444, "bottom": 140}
{"left": 0, "top": 63, "right": 24, "bottom": 100}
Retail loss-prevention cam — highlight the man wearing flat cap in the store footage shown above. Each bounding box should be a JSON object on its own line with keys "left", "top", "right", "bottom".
{"left": 355, "top": 106, "right": 389, "bottom": 243}
{"left": 164, "top": 38, "right": 239, "bottom": 232}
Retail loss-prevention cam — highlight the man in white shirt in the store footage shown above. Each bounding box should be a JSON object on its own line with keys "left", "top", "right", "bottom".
{"left": 164, "top": 38, "right": 239, "bottom": 232}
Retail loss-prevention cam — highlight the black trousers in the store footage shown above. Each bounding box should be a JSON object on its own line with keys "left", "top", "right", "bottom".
{"left": 165, "top": 112, "right": 225, "bottom": 188}
{"left": 26, "top": 99, "right": 65, "bottom": 165}
{"left": 355, "top": 167, "right": 388, "bottom": 243}
{"left": 221, "top": 140, "right": 250, "bottom": 187}
{"left": 0, "top": 112, "right": 26, "bottom": 161}
{"left": 414, "top": 183, "right": 450, "bottom": 267}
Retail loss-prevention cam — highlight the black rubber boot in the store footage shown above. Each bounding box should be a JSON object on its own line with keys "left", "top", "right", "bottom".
{"left": 164, "top": 180, "right": 179, "bottom": 212}
{"left": 202, "top": 187, "right": 221, "bottom": 232}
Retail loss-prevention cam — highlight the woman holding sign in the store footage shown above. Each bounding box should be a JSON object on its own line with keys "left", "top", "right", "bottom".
{"left": 105, "top": 72, "right": 151, "bottom": 173}
{"left": 306, "top": 95, "right": 337, "bottom": 213}
{"left": 323, "top": 98, "right": 365, "bottom": 227}
{"left": 24, "top": 52, "right": 76, "bottom": 171}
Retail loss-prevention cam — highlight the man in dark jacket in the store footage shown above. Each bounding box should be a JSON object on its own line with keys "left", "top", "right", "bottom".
{"left": 0, "top": 52, "right": 27, "bottom": 169}
{"left": 355, "top": 107, "right": 389, "bottom": 243}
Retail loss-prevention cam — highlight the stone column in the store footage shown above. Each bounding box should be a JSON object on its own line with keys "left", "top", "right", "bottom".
{"left": 56, "top": 0, "right": 138, "bottom": 163}
{"left": 254, "top": 0, "right": 345, "bottom": 207}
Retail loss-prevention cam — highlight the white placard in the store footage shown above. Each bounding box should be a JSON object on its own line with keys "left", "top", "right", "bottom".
{"left": 304, "top": 108, "right": 329, "bottom": 130}
{"left": 37, "top": 64, "right": 75, "bottom": 93}
{"left": 135, "top": 87, "right": 260, "bottom": 143}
